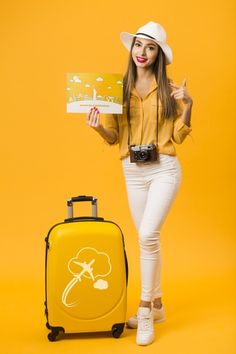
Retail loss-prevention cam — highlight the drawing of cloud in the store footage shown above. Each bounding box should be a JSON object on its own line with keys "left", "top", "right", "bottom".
{"left": 96, "top": 77, "right": 103, "bottom": 82}
{"left": 85, "top": 84, "right": 90, "bottom": 88}
{"left": 72, "top": 75, "right": 82, "bottom": 83}
{"left": 93, "top": 279, "right": 109, "bottom": 290}
{"left": 116, "top": 81, "right": 122, "bottom": 84}
{"left": 68, "top": 247, "right": 112, "bottom": 280}
{"left": 66, "top": 87, "right": 71, "bottom": 91}
{"left": 107, "top": 86, "right": 112, "bottom": 89}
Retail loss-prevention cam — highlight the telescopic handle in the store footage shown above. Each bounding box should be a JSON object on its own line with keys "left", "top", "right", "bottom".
{"left": 67, "top": 195, "right": 98, "bottom": 218}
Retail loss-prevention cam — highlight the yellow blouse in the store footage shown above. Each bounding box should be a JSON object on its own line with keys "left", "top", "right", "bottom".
{"left": 104, "top": 79, "right": 192, "bottom": 160}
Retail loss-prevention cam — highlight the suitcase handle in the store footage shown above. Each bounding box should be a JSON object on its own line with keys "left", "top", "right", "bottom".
{"left": 64, "top": 216, "right": 104, "bottom": 223}
{"left": 67, "top": 195, "right": 97, "bottom": 218}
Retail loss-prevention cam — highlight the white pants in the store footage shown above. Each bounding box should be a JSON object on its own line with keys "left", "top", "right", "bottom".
{"left": 122, "top": 154, "right": 182, "bottom": 301}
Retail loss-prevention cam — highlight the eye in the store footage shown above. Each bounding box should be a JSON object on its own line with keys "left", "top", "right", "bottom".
{"left": 148, "top": 46, "right": 155, "bottom": 51}
{"left": 134, "top": 42, "right": 141, "bottom": 47}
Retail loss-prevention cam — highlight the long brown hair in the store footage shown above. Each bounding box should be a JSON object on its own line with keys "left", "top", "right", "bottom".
{"left": 123, "top": 37, "right": 178, "bottom": 119}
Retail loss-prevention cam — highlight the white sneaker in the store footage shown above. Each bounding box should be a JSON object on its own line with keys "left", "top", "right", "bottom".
{"left": 127, "top": 305, "right": 165, "bottom": 329}
{"left": 136, "top": 307, "right": 154, "bottom": 346}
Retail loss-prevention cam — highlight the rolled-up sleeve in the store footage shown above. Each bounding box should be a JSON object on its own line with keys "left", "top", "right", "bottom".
{"left": 103, "top": 114, "right": 119, "bottom": 145}
{"left": 172, "top": 116, "right": 192, "bottom": 144}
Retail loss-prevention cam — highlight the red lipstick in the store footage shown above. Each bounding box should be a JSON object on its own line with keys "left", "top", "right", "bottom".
{"left": 137, "top": 56, "right": 147, "bottom": 63}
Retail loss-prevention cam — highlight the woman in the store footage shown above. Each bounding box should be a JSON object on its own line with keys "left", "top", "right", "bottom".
{"left": 86, "top": 21, "right": 193, "bottom": 346}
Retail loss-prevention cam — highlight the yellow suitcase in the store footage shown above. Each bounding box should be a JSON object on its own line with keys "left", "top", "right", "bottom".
{"left": 45, "top": 196, "right": 128, "bottom": 341}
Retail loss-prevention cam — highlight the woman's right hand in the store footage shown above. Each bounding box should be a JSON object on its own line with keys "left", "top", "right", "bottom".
{"left": 86, "top": 107, "right": 102, "bottom": 131}
{"left": 86, "top": 106, "right": 117, "bottom": 144}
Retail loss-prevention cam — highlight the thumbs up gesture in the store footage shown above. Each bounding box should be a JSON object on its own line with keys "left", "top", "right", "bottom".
{"left": 170, "top": 79, "right": 193, "bottom": 105}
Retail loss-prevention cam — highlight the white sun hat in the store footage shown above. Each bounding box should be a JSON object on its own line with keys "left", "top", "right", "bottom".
{"left": 120, "top": 21, "right": 173, "bottom": 65}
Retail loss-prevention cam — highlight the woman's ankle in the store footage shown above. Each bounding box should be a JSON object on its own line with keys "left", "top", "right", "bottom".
{"left": 139, "top": 300, "right": 152, "bottom": 309}
{"left": 153, "top": 298, "right": 162, "bottom": 309}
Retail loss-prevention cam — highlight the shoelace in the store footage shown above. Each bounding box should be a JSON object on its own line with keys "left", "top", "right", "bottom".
{"left": 138, "top": 315, "right": 153, "bottom": 331}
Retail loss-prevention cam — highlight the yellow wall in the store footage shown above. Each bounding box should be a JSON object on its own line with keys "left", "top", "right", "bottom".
{"left": 0, "top": 0, "right": 235, "bottom": 352}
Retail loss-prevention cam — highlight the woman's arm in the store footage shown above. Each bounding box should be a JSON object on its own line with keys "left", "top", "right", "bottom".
{"left": 180, "top": 102, "right": 193, "bottom": 127}
{"left": 170, "top": 79, "right": 193, "bottom": 127}
{"left": 86, "top": 107, "right": 118, "bottom": 144}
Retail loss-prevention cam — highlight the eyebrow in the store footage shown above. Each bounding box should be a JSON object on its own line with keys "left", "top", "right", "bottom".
{"left": 135, "top": 39, "right": 157, "bottom": 47}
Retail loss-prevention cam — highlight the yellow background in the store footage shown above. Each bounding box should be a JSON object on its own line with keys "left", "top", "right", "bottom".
{"left": 0, "top": 0, "right": 235, "bottom": 353}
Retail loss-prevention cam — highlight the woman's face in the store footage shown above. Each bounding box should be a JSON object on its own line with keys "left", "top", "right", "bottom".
{"left": 131, "top": 37, "right": 159, "bottom": 69}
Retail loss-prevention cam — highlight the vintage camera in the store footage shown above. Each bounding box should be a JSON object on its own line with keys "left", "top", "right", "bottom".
{"left": 129, "top": 144, "right": 158, "bottom": 163}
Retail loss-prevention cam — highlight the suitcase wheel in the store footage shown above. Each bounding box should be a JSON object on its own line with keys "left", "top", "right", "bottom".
{"left": 112, "top": 323, "right": 125, "bottom": 338}
{"left": 48, "top": 332, "right": 58, "bottom": 342}
{"left": 47, "top": 327, "right": 64, "bottom": 342}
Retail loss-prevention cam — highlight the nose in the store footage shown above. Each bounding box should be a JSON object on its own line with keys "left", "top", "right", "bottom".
{"left": 141, "top": 46, "right": 146, "bottom": 56}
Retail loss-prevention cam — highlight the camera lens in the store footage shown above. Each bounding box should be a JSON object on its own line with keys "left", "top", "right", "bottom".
{"left": 140, "top": 151, "right": 148, "bottom": 160}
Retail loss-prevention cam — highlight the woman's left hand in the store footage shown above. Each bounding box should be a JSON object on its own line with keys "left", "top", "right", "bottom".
{"left": 170, "top": 79, "right": 193, "bottom": 105}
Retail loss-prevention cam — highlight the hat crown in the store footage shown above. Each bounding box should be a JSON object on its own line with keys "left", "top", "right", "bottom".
{"left": 136, "top": 21, "right": 166, "bottom": 43}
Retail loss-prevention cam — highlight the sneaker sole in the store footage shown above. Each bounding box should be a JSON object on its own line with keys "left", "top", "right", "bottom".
{"left": 136, "top": 334, "right": 155, "bottom": 346}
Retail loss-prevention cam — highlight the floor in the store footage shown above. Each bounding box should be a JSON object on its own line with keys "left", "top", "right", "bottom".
{"left": 2, "top": 271, "right": 235, "bottom": 354}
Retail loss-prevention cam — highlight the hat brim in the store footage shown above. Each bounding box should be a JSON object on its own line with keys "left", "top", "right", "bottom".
{"left": 120, "top": 32, "right": 172, "bottom": 65}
